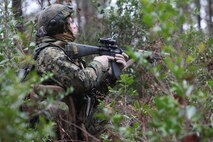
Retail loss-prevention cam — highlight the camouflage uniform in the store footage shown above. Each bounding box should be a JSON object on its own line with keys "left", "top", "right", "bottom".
{"left": 33, "top": 31, "right": 110, "bottom": 141}
{"left": 29, "top": 4, "right": 115, "bottom": 141}
{"left": 34, "top": 37, "right": 109, "bottom": 91}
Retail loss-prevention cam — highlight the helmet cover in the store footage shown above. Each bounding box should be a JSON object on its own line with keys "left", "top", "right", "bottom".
{"left": 37, "top": 4, "right": 74, "bottom": 37}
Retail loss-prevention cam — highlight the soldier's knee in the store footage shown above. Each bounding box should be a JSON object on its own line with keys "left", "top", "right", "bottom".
{"left": 38, "top": 101, "right": 69, "bottom": 120}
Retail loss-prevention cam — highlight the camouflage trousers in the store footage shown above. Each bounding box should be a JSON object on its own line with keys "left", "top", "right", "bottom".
{"left": 22, "top": 84, "right": 101, "bottom": 142}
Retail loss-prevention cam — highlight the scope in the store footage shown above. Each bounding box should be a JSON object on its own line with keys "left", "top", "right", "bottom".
{"left": 99, "top": 38, "right": 116, "bottom": 45}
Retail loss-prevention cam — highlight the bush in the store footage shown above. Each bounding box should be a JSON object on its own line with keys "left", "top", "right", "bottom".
{"left": 0, "top": 4, "right": 55, "bottom": 140}
{"left": 97, "top": 0, "right": 213, "bottom": 142}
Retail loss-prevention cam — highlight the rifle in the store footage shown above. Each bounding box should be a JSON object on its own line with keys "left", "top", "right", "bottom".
{"left": 65, "top": 38, "right": 169, "bottom": 79}
{"left": 66, "top": 38, "right": 123, "bottom": 79}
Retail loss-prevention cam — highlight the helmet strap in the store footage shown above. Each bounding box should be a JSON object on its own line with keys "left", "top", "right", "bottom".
{"left": 37, "top": 26, "right": 47, "bottom": 37}
{"left": 53, "top": 32, "right": 75, "bottom": 42}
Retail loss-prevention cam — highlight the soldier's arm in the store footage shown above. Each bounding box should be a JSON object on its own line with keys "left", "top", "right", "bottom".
{"left": 36, "top": 47, "right": 109, "bottom": 93}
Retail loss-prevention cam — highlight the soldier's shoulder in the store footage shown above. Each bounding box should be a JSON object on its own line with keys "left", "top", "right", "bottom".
{"left": 43, "top": 45, "right": 63, "bottom": 53}
{"left": 45, "top": 47, "right": 64, "bottom": 57}
{"left": 36, "top": 45, "right": 65, "bottom": 60}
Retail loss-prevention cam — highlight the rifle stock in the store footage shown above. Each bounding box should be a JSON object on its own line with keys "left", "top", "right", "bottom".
{"left": 66, "top": 42, "right": 100, "bottom": 58}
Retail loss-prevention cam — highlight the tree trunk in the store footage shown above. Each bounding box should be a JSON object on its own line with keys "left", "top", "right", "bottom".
{"left": 208, "top": 0, "right": 213, "bottom": 36}
{"left": 12, "top": 0, "right": 23, "bottom": 32}
{"left": 75, "top": 0, "right": 81, "bottom": 33}
{"left": 195, "top": 0, "right": 201, "bottom": 30}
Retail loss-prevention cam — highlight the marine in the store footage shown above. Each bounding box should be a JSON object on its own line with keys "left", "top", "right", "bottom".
{"left": 28, "top": 3, "right": 128, "bottom": 141}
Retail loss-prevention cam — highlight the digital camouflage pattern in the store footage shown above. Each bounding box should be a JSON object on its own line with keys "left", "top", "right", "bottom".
{"left": 32, "top": 36, "right": 111, "bottom": 141}
{"left": 37, "top": 4, "right": 73, "bottom": 31}
{"left": 36, "top": 4, "right": 75, "bottom": 40}
{"left": 34, "top": 37, "right": 109, "bottom": 92}
{"left": 32, "top": 3, "right": 112, "bottom": 141}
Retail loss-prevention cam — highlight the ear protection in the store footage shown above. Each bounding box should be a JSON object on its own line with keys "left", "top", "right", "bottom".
{"left": 49, "top": 19, "right": 57, "bottom": 27}
{"left": 45, "top": 13, "right": 67, "bottom": 35}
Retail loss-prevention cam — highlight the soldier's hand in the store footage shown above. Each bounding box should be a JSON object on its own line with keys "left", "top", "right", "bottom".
{"left": 114, "top": 53, "right": 129, "bottom": 69}
{"left": 94, "top": 55, "right": 114, "bottom": 70}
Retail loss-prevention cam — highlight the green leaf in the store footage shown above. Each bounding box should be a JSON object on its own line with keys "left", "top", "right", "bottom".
{"left": 185, "top": 85, "right": 194, "bottom": 96}
{"left": 171, "top": 82, "right": 183, "bottom": 96}
{"left": 134, "top": 100, "right": 140, "bottom": 109}
{"left": 142, "top": 15, "right": 153, "bottom": 27}
{"left": 112, "top": 114, "right": 123, "bottom": 125}
{"left": 208, "top": 80, "right": 213, "bottom": 89}
{"left": 186, "top": 55, "right": 194, "bottom": 63}
{"left": 133, "top": 122, "right": 140, "bottom": 129}
{"left": 186, "top": 106, "right": 196, "bottom": 120}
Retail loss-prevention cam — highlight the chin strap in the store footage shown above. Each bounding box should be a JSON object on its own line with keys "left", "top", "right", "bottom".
{"left": 53, "top": 31, "right": 75, "bottom": 42}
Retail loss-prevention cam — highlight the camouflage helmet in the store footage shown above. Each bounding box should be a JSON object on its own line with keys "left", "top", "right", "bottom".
{"left": 37, "top": 4, "right": 74, "bottom": 37}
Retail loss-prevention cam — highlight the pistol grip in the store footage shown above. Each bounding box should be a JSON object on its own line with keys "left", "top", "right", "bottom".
{"left": 111, "top": 61, "right": 121, "bottom": 79}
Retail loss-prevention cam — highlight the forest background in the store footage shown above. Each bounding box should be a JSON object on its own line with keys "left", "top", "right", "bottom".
{"left": 0, "top": 0, "right": 212, "bottom": 141}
